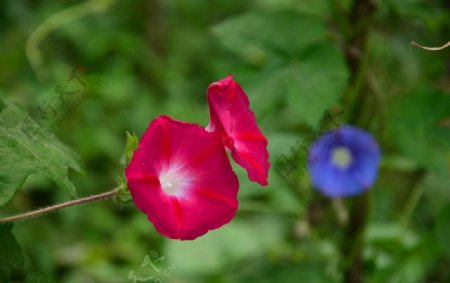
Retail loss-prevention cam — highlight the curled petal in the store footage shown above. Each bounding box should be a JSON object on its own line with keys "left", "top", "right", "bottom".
{"left": 207, "top": 75, "right": 270, "bottom": 186}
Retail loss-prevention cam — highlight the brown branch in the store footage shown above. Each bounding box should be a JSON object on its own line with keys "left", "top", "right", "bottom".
{"left": 0, "top": 189, "right": 118, "bottom": 223}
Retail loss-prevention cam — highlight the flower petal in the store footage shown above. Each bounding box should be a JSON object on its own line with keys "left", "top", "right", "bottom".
{"left": 207, "top": 75, "right": 270, "bottom": 186}
{"left": 125, "top": 115, "right": 239, "bottom": 240}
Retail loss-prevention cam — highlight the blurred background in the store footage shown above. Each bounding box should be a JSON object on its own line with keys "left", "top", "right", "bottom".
{"left": 0, "top": 0, "right": 449, "bottom": 282}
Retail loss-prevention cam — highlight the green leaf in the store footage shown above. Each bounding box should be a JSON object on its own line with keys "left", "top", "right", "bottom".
{"left": 114, "top": 175, "right": 132, "bottom": 204}
{"left": 212, "top": 10, "right": 327, "bottom": 60}
{"left": 435, "top": 205, "right": 450, "bottom": 256}
{"left": 0, "top": 224, "right": 24, "bottom": 281}
{"left": 245, "top": 43, "right": 349, "bottom": 127}
{"left": 255, "top": 0, "right": 332, "bottom": 19}
{"left": 165, "top": 217, "right": 284, "bottom": 275}
{"left": 25, "top": 272, "right": 56, "bottom": 283}
{"left": 388, "top": 89, "right": 450, "bottom": 175}
{"left": 0, "top": 99, "right": 82, "bottom": 206}
{"left": 367, "top": 223, "right": 418, "bottom": 250}
{"left": 236, "top": 262, "right": 339, "bottom": 283}
{"left": 124, "top": 131, "right": 139, "bottom": 166}
{"left": 213, "top": 10, "right": 348, "bottom": 127}
{"left": 283, "top": 44, "right": 349, "bottom": 126}
{"left": 115, "top": 131, "right": 139, "bottom": 204}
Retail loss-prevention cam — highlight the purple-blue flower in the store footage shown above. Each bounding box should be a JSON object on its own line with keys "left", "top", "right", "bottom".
{"left": 307, "top": 125, "right": 381, "bottom": 197}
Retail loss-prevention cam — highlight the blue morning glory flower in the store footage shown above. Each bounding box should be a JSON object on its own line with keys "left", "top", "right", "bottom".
{"left": 307, "top": 125, "right": 381, "bottom": 197}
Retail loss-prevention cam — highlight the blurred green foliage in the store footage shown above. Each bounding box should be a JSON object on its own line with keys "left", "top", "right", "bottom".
{"left": 0, "top": 224, "right": 24, "bottom": 282}
{"left": 0, "top": 0, "right": 449, "bottom": 282}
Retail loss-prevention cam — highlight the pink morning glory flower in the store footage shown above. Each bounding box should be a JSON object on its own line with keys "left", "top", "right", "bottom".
{"left": 207, "top": 75, "right": 270, "bottom": 186}
{"left": 125, "top": 116, "right": 239, "bottom": 240}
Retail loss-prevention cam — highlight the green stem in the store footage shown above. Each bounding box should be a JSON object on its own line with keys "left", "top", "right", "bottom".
{"left": 0, "top": 188, "right": 118, "bottom": 223}
{"left": 343, "top": 192, "right": 371, "bottom": 283}
{"left": 401, "top": 184, "right": 424, "bottom": 229}
{"left": 343, "top": 0, "right": 377, "bottom": 126}
{"left": 401, "top": 170, "right": 426, "bottom": 229}
{"left": 26, "top": 0, "right": 115, "bottom": 80}
{"left": 347, "top": 41, "right": 372, "bottom": 125}
{"left": 335, "top": 0, "right": 377, "bottom": 281}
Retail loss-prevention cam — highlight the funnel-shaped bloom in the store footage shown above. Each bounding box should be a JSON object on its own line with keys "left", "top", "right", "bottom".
{"left": 125, "top": 116, "right": 239, "bottom": 240}
{"left": 207, "top": 75, "right": 270, "bottom": 186}
{"left": 307, "top": 125, "right": 380, "bottom": 197}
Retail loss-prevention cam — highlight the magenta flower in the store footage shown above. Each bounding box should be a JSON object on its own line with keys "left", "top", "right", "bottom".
{"left": 207, "top": 75, "right": 270, "bottom": 186}
{"left": 126, "top": 76, "right": 269, "bottom": 240}
{"left": 126, "top": 116, "right": 239, "bottom": 240}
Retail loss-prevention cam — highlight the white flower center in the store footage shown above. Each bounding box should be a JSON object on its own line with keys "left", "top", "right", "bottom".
{"left": 159, "top": 167, "right": 191, "bottom": 196}
{"left": 331, "top": 147, "right": 353, "bottom": 169}
{"left": 163, "top": 181, "right": 173, "bottom": 191}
